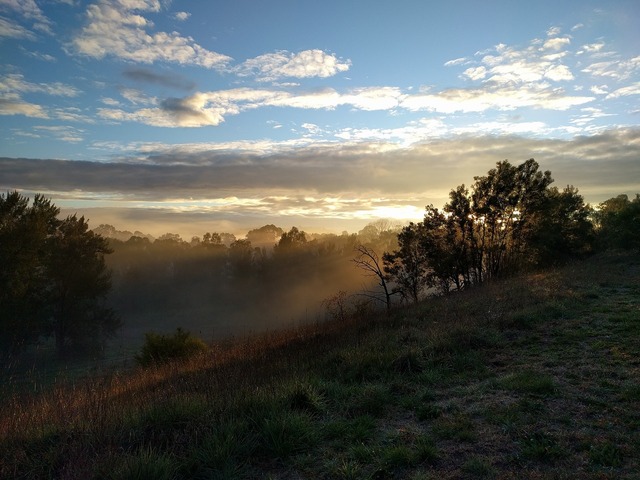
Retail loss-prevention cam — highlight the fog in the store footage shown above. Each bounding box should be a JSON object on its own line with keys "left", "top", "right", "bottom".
{"left": 102, "top": 222, "right": 400, "bottom": 356}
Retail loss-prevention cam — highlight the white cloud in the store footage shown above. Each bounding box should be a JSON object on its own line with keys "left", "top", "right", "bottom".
{"left": 34, "top": 125, "right": 85, "bottom": 143}
{"left": 0, "top": 0, "right": 53, "bottom": 34}
{"left": 590, "top": 85, "right": 609, "bottom": 95}
{"left": 444, "top": 57, "right": 468, "bottom": 67}
{"left": 546, "top": 26, "right": 562, "bottom": 37}
{"left": 453, "top": 120, "right": 550, "bottom": 136}
{"left": 120, "top": 87, "right": 157, "bottom": 105}
{"left": 470, "top": 39, "right": 574, "bottom": 86}
{"left": 0, "top": 73, "right": 82, "bottom": 119}
{"left": 462, "top": 66, "right": 487, "bottom": 81}
{"left": 301, "top": 123, "right": 322, "bottom": 135}
{"left": 582, "top": 56, "right": 640, "bottom": 80}
{"left": 52, "top": 107, "right": 94, "bottom": 123}
{"left": 0, "top": 73, "right": 81, "bottom": 97}
{"left": 174, "top": 11, "right": 190, "bottom": 21}
{"left": 23, "top": 49, "right": 57, "bottom": 61}
{"left": 236, "top": 49, "right": 350, "bottom": 81}
{"left": 545, "top": 64, "right": 574, "bottom": 81}
{"left": 0, "top": 16, "right": 35, "bottom": 39}
{"left": 68, "top": 0, "right": 231, "bottom": 68}
{"left": 400, "top": 85, "right": 592, "bottom": 113}
{"left": 542, "top": 37, "right": 570, "bottom": 51}
{"left": 0, "top": 95, "right": 48, "bottom": 118}
{"left": 342, "top": 87, "right": 403, "bottom": 111}
{"left": 578, "top": 42, "right": 605, "bottom": 55}
{"left": 101, "top": 97, "right": 121, "bottom": 106}
{"left": 606, "top": 82, "right": 640, "bottom": 99}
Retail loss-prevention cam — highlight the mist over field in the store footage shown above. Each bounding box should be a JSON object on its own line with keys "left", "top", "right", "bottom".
{"left": 99, "top": 223, "right": 397, "bottom": 355}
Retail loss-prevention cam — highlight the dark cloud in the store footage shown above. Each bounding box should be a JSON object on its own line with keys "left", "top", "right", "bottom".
{"left": 2, "top": 128, "right": 639, "bottom": 236}
{"left": 122, "top": 67, "right": 195, "bottom": 91}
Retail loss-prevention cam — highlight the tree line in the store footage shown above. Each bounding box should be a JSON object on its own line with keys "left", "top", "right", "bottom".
{"left": 1, "top": 158, "right": 638, "bottom": 360}
{"left": 356, "top": 159, "right": 638, "bottom": 309}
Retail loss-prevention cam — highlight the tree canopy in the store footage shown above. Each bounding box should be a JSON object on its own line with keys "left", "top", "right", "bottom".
{"left": 0, "top": 191, "right": 120, "bottom": 359}
{"left": 382, "top": 159, "right": 595, "bottom": 301}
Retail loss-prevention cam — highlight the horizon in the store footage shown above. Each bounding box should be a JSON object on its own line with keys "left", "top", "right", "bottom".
{"left": 1, "top": 0, "right": 639, "bottom": 237}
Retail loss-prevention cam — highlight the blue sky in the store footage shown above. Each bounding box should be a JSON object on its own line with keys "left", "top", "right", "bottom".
{"left": 1, "top": 0, "right": 639, "bottom": 237}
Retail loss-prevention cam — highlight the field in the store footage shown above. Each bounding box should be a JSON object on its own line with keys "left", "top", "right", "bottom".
{"left": 1, "top": 251, "right": 639, "bottom": 479}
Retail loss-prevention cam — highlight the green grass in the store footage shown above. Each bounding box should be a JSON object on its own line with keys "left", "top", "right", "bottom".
{"left": 1, "top": 251, "right": 639, "bottom": 479}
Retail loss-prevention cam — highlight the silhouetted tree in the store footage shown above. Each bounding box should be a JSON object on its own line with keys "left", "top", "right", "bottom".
{"left": 384, "top": 159, "right": 594, "bottom": 296}
{"left": 0, "top": 192, "right": 59, "bottom": 354}
{"left": 0, "top": 192, "right": 119, "bottom": 358}
{"left": 275, "top": 226, "right": 307, "bottom": 252}
{"left": 383, "top": 222, "right": 429, "bottom": 303}
{"left": 47, "top": 214, "right": 120, "bottom": 357}
{"left": 247, "top": 224, "right": 284, "bottom": 249}
{"left": 353, "top": 244, "right": 394, "bottom": 312}
{"left": 228, "top": 238, "right": 254, "bottom": 277}
{"left": 594, "top": 194, "right": 640, "bottom": 251}
{"left": 528, "top": 185, "right": 594, "bottom": 264}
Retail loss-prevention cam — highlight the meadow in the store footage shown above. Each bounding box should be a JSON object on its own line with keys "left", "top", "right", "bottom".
{"left": 1, "top": 250, "right": 639, "bottom": 479}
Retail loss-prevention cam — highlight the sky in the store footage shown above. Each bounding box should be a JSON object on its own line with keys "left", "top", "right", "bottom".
{"left": 1, "top": 0, "right": 639, "bottom": 238}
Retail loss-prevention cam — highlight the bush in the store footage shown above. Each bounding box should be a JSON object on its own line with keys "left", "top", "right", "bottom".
{"left": 135, "top": 327, "right": 208, "bottom": 367}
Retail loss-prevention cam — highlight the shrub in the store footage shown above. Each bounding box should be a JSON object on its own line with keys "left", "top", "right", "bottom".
{"left": 135, "top": 327, "right": 208, "bottom": 367}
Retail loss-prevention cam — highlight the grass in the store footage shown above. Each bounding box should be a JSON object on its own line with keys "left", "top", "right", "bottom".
{"left": 1, "top": 251, "right": 640, "bottom": 478}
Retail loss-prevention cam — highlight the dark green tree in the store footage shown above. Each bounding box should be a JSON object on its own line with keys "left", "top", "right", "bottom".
{"left": 0, "top": 192, "right": 59, "bottom": 354}
{"left": 528, "top": 185, "right": 594, "bottom": 264}
{"left": 383, "top": 222, "right": 429, "bottom": 303}
{"left": 383, "top": 159, "right": 594, "bottom": 296}
{"left": 47, "top": 214, "right": 120, "bottom": 357}
{"left": 0, "top": 192, "right": 119, "bottom": 358}
{"left": 594, "top": 194, "right": 640, "bottom": 251}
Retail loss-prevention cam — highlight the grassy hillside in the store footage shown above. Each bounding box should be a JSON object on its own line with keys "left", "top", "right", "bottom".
{"left": 1, "top": 251, "right": 639, "bottom": 479}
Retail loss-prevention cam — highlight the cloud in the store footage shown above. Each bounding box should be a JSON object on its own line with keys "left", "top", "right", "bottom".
{"left": 4, "top": 128, "right": 638, "bottom": 205}
{"left": 100, "top": 78, "right": 597, "bottom": 128}
{"left": 542, "top": 37, "right": 571, "bottom": 51}
{"left": 22, "top": 49, "right": 57, "bottom": 62}
{"left": 0, "top": 16, "right": 36, "bottom": 39}
{"left": 400, "top": 85, "right": 592, "bottom": 113}
{"left": 119, "top": 87, "right": 157, "bottom": 105}
{"left": 0, "top": 0, "right": 53, "bottom": 35}
{"left": 590, "top": 85, "right": 609, "bottom": 95}
{"left": 0, "top": 96, "right": 48, "bottom": 117}
{"left": 0, "top": 73, "right": 81, "bottom": 97}
{"left": 123, "top": 67, "right": 195, "bottom": 90}
{"left": 68, "top": 0, "right": 231, "bottom": 68}
{"left": 582, "top": 56, "right": 640, "bottom": 80}
{"left": 462, "top": 66, "right": 487, "bottom": 81}
{"left": 577, "top": 42, "right": 605, "bottom": 55}
{"left": 34, "top": 125, "right": 84, "bottom": 143}
{"left": 606, "top": 82, "right": 640, "bottom": 99}
{"left": 0, "top": 73, "right": 81, "bottom": 119}
{"left": 235, "top": 49, "right": 351, "bottom": 81}
{"left": 444, "top": 57, "right": 468, "bottom": 67}
{"left": 174, "top": 11, "right": 190, "bottom": 21}
{"left": 3, "top": 128, "right": 638, "bottom": 236}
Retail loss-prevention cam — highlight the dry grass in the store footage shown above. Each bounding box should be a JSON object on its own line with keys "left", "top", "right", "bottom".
{"left": 1, "top": 251, "right": 639, "bottom": 479}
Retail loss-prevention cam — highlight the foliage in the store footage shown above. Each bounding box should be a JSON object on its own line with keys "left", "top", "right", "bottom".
{"left": 594, "top": 194, "right": 640, "bottom": 251}
{"left": 0, "top": 191, "right": 119, "bottom": 358}
{"left": 1, "top": 251, "right": 639, "bottom": 479}
{"left": 135, "top": 327, "right": 208, "bottom": 367}
{"left": 383, "top": 159, "right": 595, "bottom": 298}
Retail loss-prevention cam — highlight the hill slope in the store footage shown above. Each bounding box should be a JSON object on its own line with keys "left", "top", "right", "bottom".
{"left": 1, "top": 251, "right": 639, "bottom": 479}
